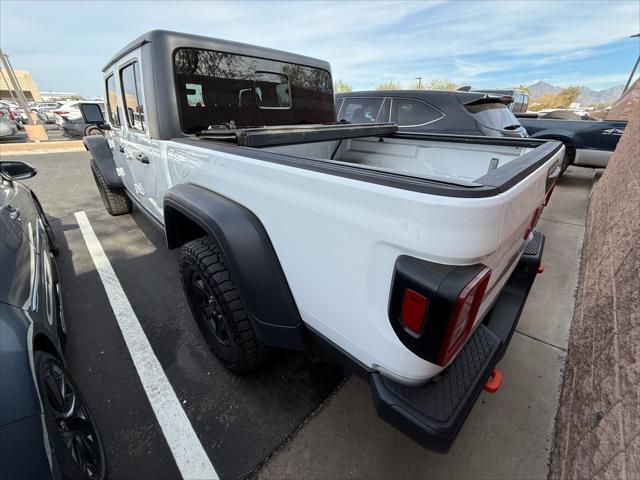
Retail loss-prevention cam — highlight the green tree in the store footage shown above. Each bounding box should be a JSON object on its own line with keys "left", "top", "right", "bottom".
{"left": 557, "top": 86, "right": 582, "bottom": 106}
{"left": 509, "top": 84, "right": 531, "bottom": 96}
{"left": 376, "top": 81, "right": 402, "bottom": 90}
{"left": 422, "top": 78, "right": 457, "bottom": 91}
{"left": 333, "top": 79, "right": 353, "bottom": 93}
{"left": 530, "top": 85, "right": 583, "bottom": 111}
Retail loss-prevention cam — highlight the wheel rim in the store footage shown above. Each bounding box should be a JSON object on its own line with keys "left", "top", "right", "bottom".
{"left": 42, "top": 363, "right": 102, "bottom": 479}
{"left": 189, "top": 272, "right": 231, "bottom": 346}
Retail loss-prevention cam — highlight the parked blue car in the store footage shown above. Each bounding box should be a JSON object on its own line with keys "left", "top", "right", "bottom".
{"left": 0, "top": 161, "right": 105, "bottom": 480}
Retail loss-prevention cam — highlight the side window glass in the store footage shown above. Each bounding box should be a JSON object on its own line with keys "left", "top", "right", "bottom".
{"left": 105, "top": 75, "right": 120, "bottom": 126}
{"left": 338, "top": 98, "right": 382, "bottom": 123}
{"left": 120, "top": 62, "right": 145, "bottom": 131}
{"left": 391, "top": 99, "right": 443, "bottom": 126}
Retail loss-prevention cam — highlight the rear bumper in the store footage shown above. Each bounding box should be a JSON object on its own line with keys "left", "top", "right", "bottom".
{"left": 371, "top": 231, "right": 545, "bottom": 453}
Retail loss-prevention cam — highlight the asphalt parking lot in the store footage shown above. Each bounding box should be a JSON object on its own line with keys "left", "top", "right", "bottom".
{"left": 18, "top": 151, "right": 595, "bottom": 479}
{"left": 21, "top": 151, "right": 343, "bottom": 480}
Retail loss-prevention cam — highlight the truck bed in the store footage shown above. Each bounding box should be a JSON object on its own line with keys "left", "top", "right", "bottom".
{"left": 169, "top": 125, "right": 562, "bottom": 382}
{"left": 193, "top": 123, "right": 563, "bottom": 196}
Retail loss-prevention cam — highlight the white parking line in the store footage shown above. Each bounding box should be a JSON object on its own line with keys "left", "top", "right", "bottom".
{"left": 75, "top": 211, "right": 219, "bottom": 480}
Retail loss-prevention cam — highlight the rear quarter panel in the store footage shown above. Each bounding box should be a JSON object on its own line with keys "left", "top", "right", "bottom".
{"left": 162, "top": 140, "right": 561, "bottom": 383}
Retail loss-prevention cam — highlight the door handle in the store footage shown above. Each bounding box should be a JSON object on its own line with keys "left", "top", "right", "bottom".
{"left": 136, "top": 153, "right": 150, "bottom": 164}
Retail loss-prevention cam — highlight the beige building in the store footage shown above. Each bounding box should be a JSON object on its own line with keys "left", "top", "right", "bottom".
{"left": 0, "top": 68, "right": 42, "bottom": 102}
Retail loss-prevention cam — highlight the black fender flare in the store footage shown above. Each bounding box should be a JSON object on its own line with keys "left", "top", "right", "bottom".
{"left": 529, "top": 131, "right": 579, "bottom": 148}
{"left": 83, "top": 135, "right": 123, "bottom": 187}
{"left": 163, "top": 183, "right": 307, "bottom": 350}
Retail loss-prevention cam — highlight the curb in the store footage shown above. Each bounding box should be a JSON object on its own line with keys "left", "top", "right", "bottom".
{"left": 0, "top": 140, "right": 86, "bottom": 156}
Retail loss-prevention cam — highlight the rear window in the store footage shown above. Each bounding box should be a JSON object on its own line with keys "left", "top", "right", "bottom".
{"left": 174, "top": 48, "right": 334, "bottom": 133}
{"left": 467, "top": 103, "right": 522, "bottom": 131}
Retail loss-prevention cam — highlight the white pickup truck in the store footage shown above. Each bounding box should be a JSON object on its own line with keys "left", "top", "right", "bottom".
{"left": 81, "top": 30, "right": 562, "bottom": 452}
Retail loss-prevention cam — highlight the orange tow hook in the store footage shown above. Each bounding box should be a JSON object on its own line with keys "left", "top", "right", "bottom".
{"left": 484, "top": 368, "right": 503, "bottom": 393}
{"left": 537, "top": 262, "right": 545, "bottom": 274}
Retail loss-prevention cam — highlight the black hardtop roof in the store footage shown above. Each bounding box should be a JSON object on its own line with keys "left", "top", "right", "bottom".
{"left": 102, "top": 29, "right": 332, "bottom": 73}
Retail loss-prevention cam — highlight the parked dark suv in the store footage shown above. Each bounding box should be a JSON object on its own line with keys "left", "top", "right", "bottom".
{"left": 336, "top": 90, "right": 528, "bottom": 138}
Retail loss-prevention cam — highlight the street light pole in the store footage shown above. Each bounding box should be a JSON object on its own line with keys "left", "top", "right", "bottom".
{"left": 414, "top": 77, "right": 422, "bottom": 89}
{"left": 0, "top": 49, "right": 34, "bottom": 124}
{"left": 0, "top": 49, "right": 48, "bottom": 141}
{"left": 621, "top": 33, "right": 640, "bottom": 97}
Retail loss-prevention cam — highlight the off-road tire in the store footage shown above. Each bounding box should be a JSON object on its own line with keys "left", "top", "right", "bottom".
{"left": 84, "top": 125, "right": 103, "bottom": 136}
{"left": 90, "top": 160, "right": 131, "bottom": 216}
{"left": 179, "top": 236, "right": 268, "bottom": 374}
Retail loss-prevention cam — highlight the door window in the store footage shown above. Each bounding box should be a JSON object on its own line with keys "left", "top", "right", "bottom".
{"left": 105, "top": 75, "right": 120, "bottom": 126}
{"left": 338, "top": 98, "right": 383, "bottom": 123}
{"left": 120, "top": 62, "right": 145, "bottom": 131}
{"left": 390, "top": 98, "right": 444, "bottom": 126}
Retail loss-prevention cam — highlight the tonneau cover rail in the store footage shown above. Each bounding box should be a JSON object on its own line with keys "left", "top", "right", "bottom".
{"left": 197, "top": 122, "right": 398, "bottom": 147}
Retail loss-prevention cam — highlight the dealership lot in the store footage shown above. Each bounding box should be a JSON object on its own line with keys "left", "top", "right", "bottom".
{"left": 20, "top": 151, "right": 594, "bottom": 479}
{"left": 0, "top": 124, "right": 66, "bottom": 143}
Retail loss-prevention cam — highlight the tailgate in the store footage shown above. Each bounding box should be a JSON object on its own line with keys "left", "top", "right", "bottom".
{"left": 473, "top": 140, "right": 563, "bottom": 324}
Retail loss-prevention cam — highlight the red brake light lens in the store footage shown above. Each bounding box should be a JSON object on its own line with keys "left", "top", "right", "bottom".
{"left": 437, "top": 267, "right": 491, "bottom": 366}
{"left": 401, "top": 289, "right": 429, "bottom": 335}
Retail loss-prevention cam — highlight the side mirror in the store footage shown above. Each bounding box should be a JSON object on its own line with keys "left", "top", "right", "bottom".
{"left": 0, "top": 161, "right": 37, "bottom": 181}
{"left": 79, "top": 103, "right": 105, "bottom": 125}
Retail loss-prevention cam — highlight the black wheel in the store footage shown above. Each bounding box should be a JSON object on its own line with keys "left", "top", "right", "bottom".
{"left": 35, "top": 352, "right": 106, "bottom": 480}
{"left": 179, "top": 236, "right": 268, "bottom": 374}
{"left": 31, "top": 192, "right": 59, "bottom": 256}
{"left": 90, "top": 160, "right": 131, "bottom": 216}
{"left": 84, "top": 125, "right": 102, "bottom": 137}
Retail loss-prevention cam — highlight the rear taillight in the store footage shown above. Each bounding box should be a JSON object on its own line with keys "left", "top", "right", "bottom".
{"left": 401, "top": 289, "right": 429, "bottom": 335}
{"left": 8, "top": 111, "right": 14, "bottom": 120}
{"left": 437, "top": 267, "right": 491, "bottom": 366}
{"left": 54, "top": 110, "right": 69, "bottom": 117}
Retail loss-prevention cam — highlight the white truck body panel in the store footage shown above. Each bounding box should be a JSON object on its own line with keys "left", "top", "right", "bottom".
{"left": 109, "top": 136, "right": 560, "bottom": 384}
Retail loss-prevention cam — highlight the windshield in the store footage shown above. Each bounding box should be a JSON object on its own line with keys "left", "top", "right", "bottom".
{"left": 174, "top": 48, "right": 334, "bottom": 133}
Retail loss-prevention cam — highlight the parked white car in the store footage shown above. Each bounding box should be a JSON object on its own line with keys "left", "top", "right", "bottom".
{"left": 81, "top": 30, "right": 562, "bottom": 453}
{"left": 53, "top": 101, "right": 105, "bottom": 137}
{"left": 0, "top": 110, "right": 19, "bottom": 138}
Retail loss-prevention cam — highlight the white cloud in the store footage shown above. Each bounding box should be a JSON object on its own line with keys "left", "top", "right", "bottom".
{"left": 1, "top": 0, "right": 638, "bottom": 95}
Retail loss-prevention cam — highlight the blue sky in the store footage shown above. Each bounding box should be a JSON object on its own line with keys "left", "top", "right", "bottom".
{"left": 1, "top": 0, "right": 638, "bottom": 98}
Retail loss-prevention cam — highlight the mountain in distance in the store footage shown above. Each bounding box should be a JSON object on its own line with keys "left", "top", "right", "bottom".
{"left": 527, "top": 80, "right": 562, "bottom": 98}
{"left": 577, "top": 85, "right": 624, "bottom": 106}
{"left": 526, "top": 80, "right": 623, "bottom": 106}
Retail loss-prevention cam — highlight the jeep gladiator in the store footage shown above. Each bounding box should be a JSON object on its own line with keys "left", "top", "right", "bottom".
{"left": 81, "top": 30, "right": 562, "bottom": 452}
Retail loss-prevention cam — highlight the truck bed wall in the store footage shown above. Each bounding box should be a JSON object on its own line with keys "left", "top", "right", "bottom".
{"left": 263, "top": 136, "right": 532, "bottom": 184}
